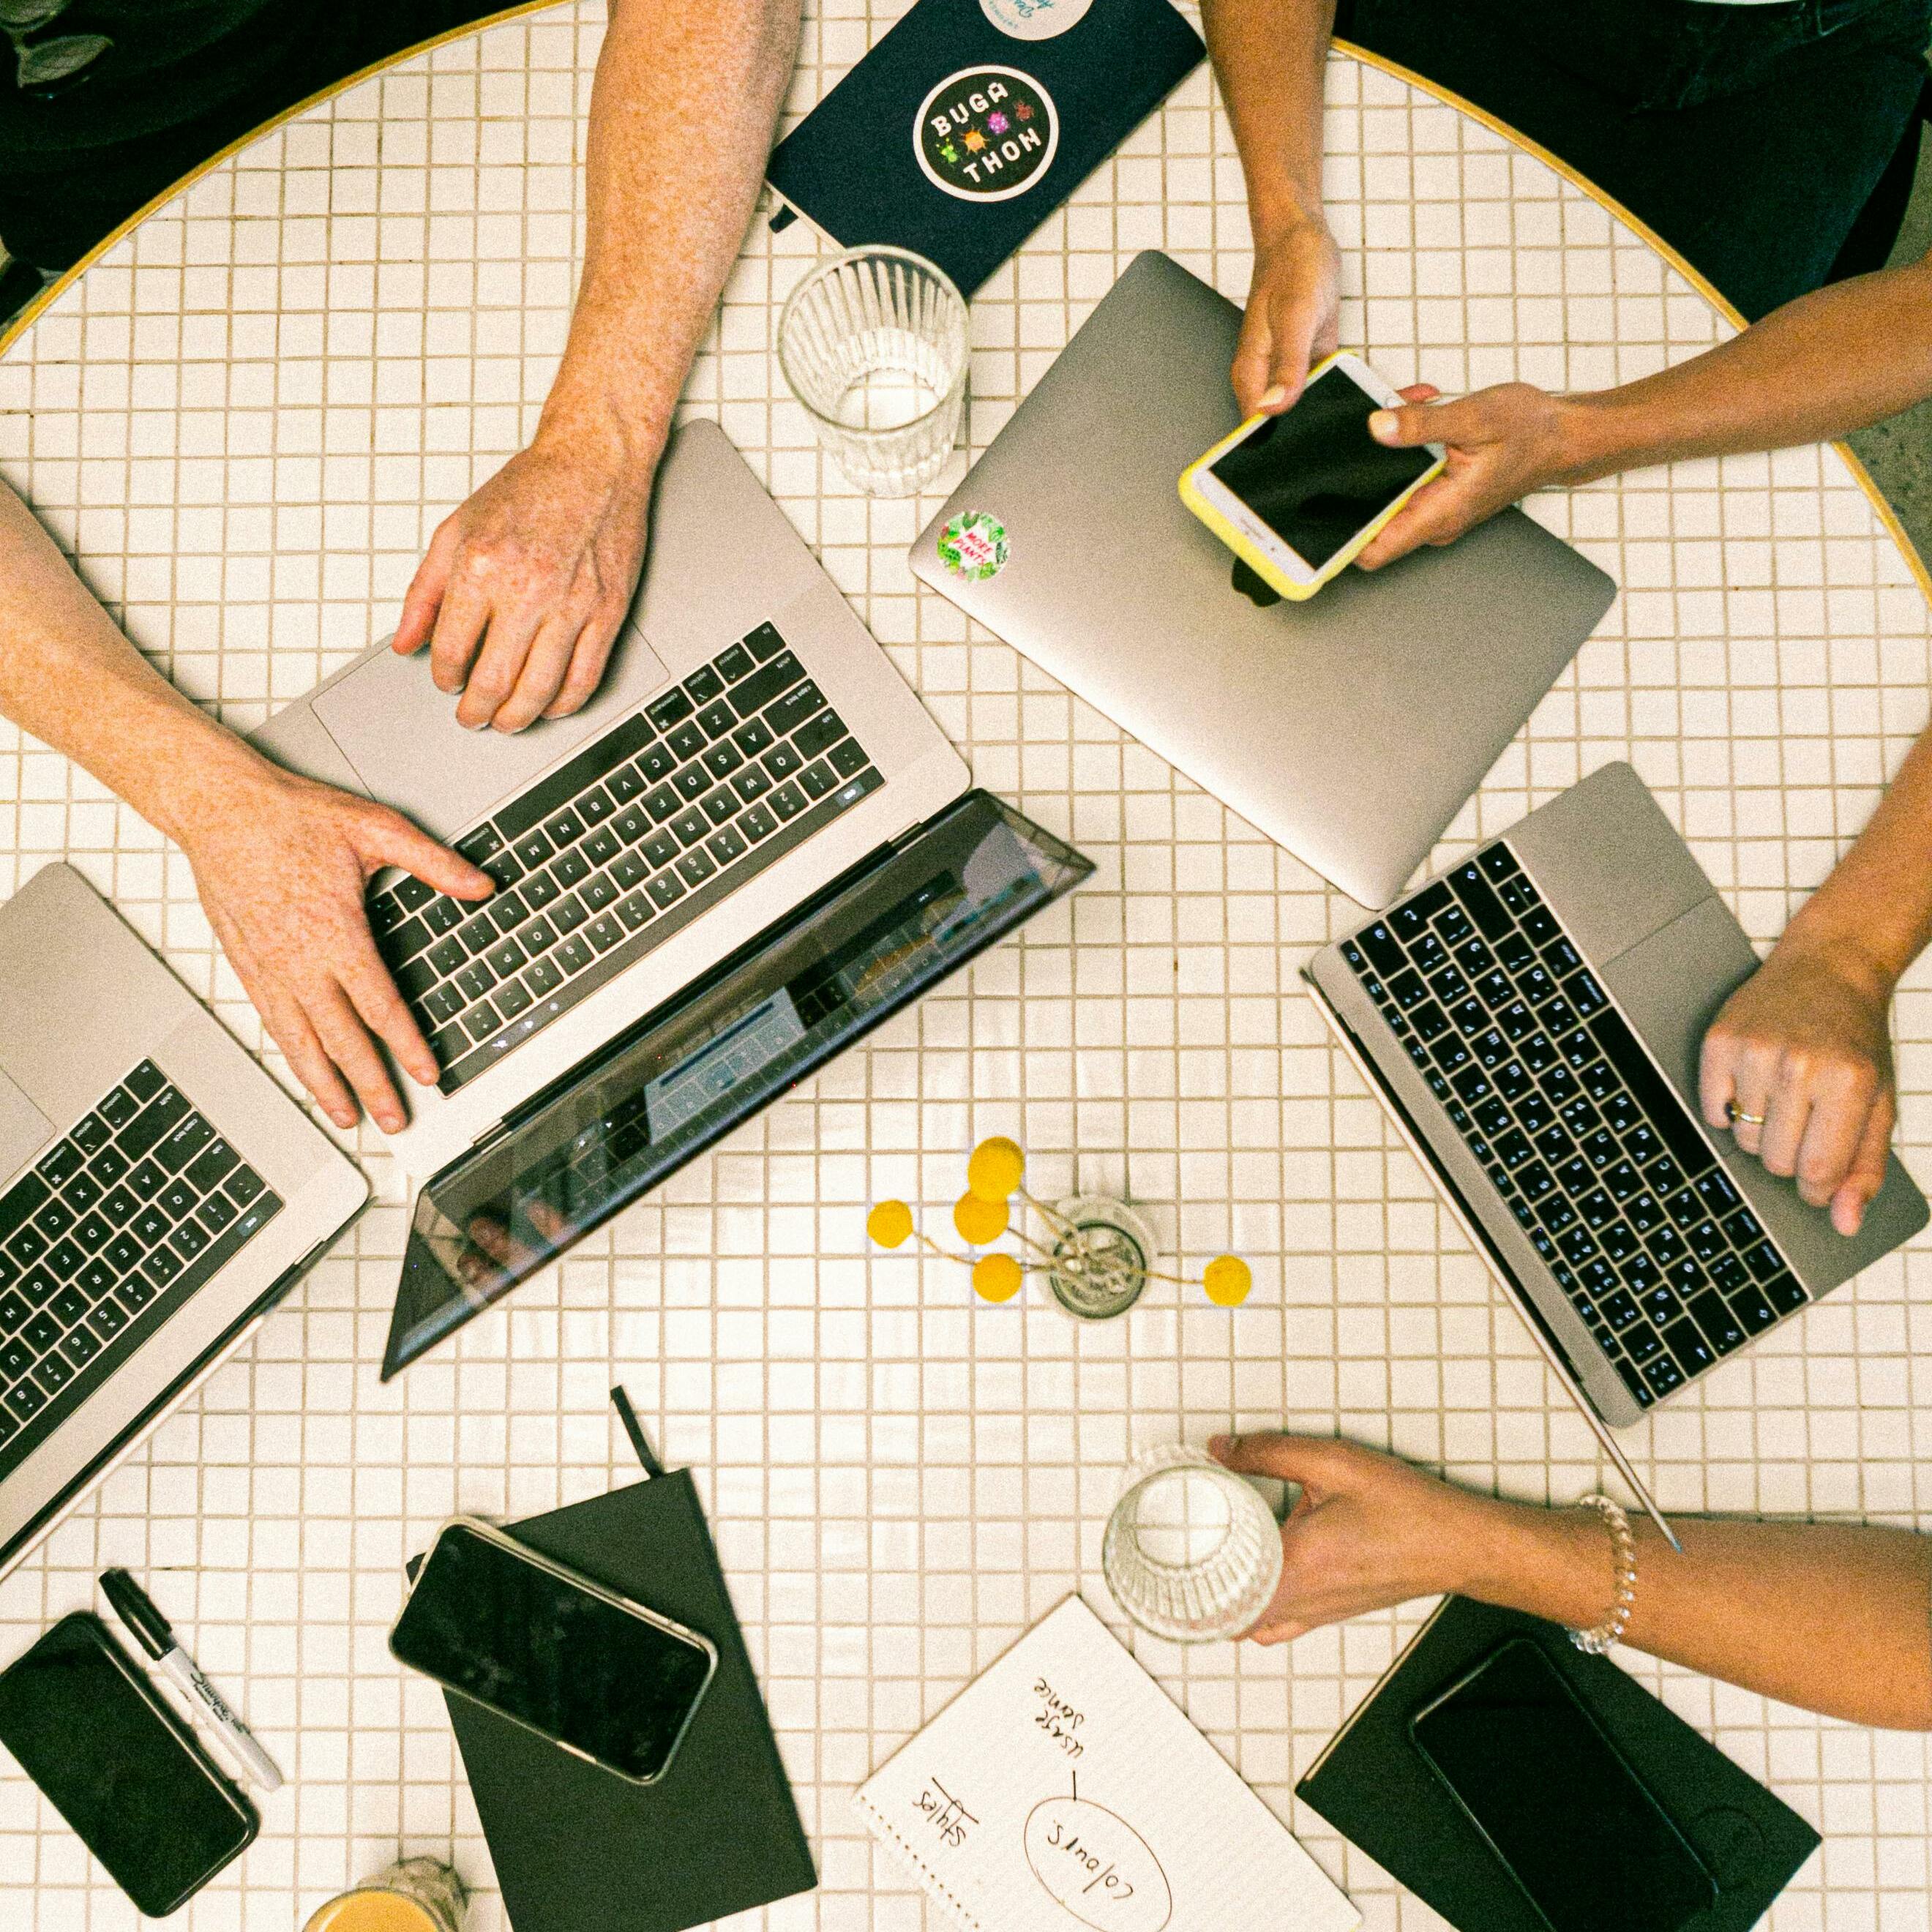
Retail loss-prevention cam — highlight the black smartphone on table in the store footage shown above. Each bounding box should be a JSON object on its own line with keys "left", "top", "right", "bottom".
{"left": 1409, "top": 1636, "right": 1718, "bottom": 1932}
{"left": 0, "top": 1611, "right": 258, "bottom": 1917}
{"left": 391, "top": 1516, "right": 717, "bottom": 1784}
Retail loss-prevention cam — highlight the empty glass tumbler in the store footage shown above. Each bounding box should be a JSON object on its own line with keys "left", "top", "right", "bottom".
{"left": 776, "top": 247, "right": 968, "bottom": 496}
{"left": 1101, "top": 1445, "right": 1284, "bottom": 1642}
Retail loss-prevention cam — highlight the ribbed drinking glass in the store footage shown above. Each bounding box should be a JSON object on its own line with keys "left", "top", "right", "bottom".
{"left": 1101, "top": 1445, "right": 1284, "bottom": 1642}
{"left": 777, "top": 247, "right": 968, "bottom": 496}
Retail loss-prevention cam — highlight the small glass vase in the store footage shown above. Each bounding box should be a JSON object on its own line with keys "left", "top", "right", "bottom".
{"left": 1046, "top": 1196, "right": 1158, "bottom": 1320}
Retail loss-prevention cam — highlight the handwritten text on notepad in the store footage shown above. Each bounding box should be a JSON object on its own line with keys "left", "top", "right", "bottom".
{"left": 1025, "top": 1797, "right": 1172, "bottom": 1932}
{"left": 915, "top": 1776, "right": 979, "bottom": 1851}
{"left": 1033, "top": 1677, "right": 1086, "bottom": 1758}
{"left": 854, "top": 1598, "right": 1358, "bottom": 1932}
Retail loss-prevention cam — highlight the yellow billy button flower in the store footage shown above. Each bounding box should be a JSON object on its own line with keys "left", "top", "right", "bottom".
{"left": 953, "top": 1191, "right": 1009, "bottom": 1245}
{"left": 971, "top": 1254, "right": 1023, "bottom": 1303}
{"left": 1203, "top": 1255, "right": 1252, "bottom": 1307}
{"left": 966, "top": 1136, "right": 1025, "bottom": 1202}
{"left": 866, "top": 1200, "right": 915, "bottom": 1249}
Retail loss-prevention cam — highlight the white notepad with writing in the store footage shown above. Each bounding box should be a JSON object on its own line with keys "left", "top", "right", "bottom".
{"left": 854, "top": 1595, "right": 1360, "bottom": 1932}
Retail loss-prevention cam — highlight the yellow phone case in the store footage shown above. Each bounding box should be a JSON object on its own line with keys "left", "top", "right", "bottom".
{"left": 1177, "top": 355, "right": 1445, "bottom": 601}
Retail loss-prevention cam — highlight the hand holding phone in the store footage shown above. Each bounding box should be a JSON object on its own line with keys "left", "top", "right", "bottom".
{"left": 1179, "top": 352, "right": 1446, "bottom": 599}
{"left": 390, "top": 1516, "right": 716, "bottom": 1784}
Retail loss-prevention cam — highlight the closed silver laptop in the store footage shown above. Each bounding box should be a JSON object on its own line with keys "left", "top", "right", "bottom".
{"left": 909, "top": 250, "right": 1618, "bottom": 907}
{"left": 256, "top": 419, "right": 971, "bottom": 1178}
{"left": 0, "top": 864, "right": 366, "bottom": 1575}
{"left": 1304, "top": 764, "right": 1926, "bottom": 1517}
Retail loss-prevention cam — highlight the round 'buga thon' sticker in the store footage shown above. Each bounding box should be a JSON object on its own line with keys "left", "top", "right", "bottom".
{"left": 937, "top": 511, "right": 1010, "bottom": 581}
{"left": 916, "top": 67, "right": 1059, "bottom": 204}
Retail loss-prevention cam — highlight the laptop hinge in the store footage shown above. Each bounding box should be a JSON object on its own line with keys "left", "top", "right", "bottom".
{"left": 454, "top": 793, "right": 983, "bottom": 1159}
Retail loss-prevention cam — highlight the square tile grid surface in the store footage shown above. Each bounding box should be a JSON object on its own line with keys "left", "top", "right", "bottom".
{"left": 2, "top": 4, "right": 1931, "bottom": 1926}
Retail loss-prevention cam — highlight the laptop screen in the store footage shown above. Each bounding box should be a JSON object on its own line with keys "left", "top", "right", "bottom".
{"left": 383, "top": 792, "right": 1092, "bottom": 1375}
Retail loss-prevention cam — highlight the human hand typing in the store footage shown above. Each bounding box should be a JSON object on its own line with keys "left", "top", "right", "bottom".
{"left": 1232, "top": 214, "right": 1344, "bottom": 416}
{"left": 1699, "top": 939, "right": 1898, "bottom": 1235}
{"left": 179, "top": 754, "right": 493, "bottom": 1132}
{"left": 1208, "top": 1431, "right": 1495, "bottom": 1642}
{"left": 392, "top": 432, "right": 654, "bottom": 735}
{"left": 1354, "top": 381, "right": 1579, "bottom": 570}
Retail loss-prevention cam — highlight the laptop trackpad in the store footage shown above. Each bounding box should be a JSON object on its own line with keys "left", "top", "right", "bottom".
{"left": 312, "top": 626, "right": 671, "bottom": 842}
{"left": 0, "top": 1066, "right": 53, "bottom": 1183}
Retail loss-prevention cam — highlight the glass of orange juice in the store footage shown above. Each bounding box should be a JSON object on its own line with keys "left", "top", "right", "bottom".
{"left": 303, "top": 1858, "right": 466, "bottom": 1932}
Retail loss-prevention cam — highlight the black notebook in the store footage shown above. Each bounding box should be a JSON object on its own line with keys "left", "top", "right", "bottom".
{"left": 765, "top": 0, "right": 1204, "bottom": 296}
{"left": 419, "top": 1473, "right": 815, "bottom": 1932}
{"left": 1295, "top": 1598, "right": 1820, "bottom": 1932}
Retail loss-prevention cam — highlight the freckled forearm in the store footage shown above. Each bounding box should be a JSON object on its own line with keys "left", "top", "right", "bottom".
{"left": 539, "top": 0, "right": 803, "bottom": 459}
{"left": 0, "top": 482, "right": 263, "bottom": 843}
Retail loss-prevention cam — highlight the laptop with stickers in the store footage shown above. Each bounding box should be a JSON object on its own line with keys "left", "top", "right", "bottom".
{"left": 910, "top": 250, "right": 1618, "bottom": 908}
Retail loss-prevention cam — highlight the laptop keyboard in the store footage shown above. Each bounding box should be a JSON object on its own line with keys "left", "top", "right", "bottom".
{"left": 1341, "top": 844, "right": 1807, "bottom": 1412}
{"left": 0, "top": 1062, "right": 282, "bottom": 1482}
{"left": 370, "top": 621, "right": 883, "bottom": 1094}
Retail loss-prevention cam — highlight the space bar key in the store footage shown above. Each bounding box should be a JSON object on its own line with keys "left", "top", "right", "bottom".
{"left": 494, "top": 711, "right": 656, "bottom": 839}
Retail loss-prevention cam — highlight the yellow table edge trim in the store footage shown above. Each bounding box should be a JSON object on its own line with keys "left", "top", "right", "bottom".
{"left": 1, "top": 24, "right": 1924, "bottom": 611}
{"left": 0, "top": 0, "right": 554, "bottom": 359}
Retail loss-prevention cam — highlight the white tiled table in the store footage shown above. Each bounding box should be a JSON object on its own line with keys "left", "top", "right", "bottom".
{"left": 4, "top": 5, "right": 1932, "bottom": 1926}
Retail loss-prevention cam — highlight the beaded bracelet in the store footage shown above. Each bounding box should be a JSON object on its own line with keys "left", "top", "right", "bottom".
{"left": 1567, "top": 1491, "right": 1638, "bottom": 1655}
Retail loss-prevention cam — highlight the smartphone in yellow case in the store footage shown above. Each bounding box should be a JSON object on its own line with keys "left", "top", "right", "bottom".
{"left": 1179, "top": 351, "right": 1446, "bottom": 600}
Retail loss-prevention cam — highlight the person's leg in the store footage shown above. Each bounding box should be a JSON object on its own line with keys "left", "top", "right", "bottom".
{"left": 1825, "top": 75, "right": 1930, "bottom": 282}
{"left": 1345, "top": 0, "right": 1929, "bottom": 319}
{"left": 1643, "top": 4, "right": 1929, "bottom": 315}
{"left": 0, "top": 0, "right": 494, "bottom": 277}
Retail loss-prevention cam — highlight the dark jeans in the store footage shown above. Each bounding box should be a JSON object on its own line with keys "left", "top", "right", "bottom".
{"left": 1336, "top": 0, "right": 1931, "bottom": 319}
{"left": 0, "top": 0, "right": 488, "bottom": 277}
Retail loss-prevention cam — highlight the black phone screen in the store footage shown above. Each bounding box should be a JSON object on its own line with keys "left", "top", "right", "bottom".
{"left": 391, "top": 1522, "right": 714, "bottom": 1781}
{"left": 1208, "top": 362, "right": 1437, "bottom": 568}
{"left": 1411, "top": 1639, "right": 1717, "bottom": 1932}
{"left": 0, "top": 1613, "right": 256, "bottom": 1917}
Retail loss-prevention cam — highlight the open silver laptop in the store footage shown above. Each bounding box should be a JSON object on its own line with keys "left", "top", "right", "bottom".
{"left": 910, "top": 250, "right": 1618, "bottom": 908}
{"left": 1305, "top": 763, "right": 1927, "bottom": 1531}
{"left": 255, "top": 419, "right": 1095, "bottom": 1370}
{"left": 257, "top": 419, "right": 974, "bottom": 1181}
{"left": 0, "top": 864, "right": 365, "bottom": 1574}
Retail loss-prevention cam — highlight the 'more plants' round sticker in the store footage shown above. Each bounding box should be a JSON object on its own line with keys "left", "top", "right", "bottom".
{"left": 937, "top": 512, "right": 1009, "bottom": 581}
{"left": 916, "top": 67, "right": 1059, "bottom": 203}
{"left": 980, "top": 0, "right": 1092, "bottom": 38}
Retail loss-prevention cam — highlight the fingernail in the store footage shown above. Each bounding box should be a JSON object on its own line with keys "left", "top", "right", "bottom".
{"left": 332, "top": 1110, "right": 356, "bottom": 1131}
{"left": 377, "top": 1111, "right": 405, "bottom": 1133}
{"left": 1368, "top": 410, "right": 1398, "bottom": 441}
{"left": 1257, "top": 384, "right": 1288, "bottom": 411}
